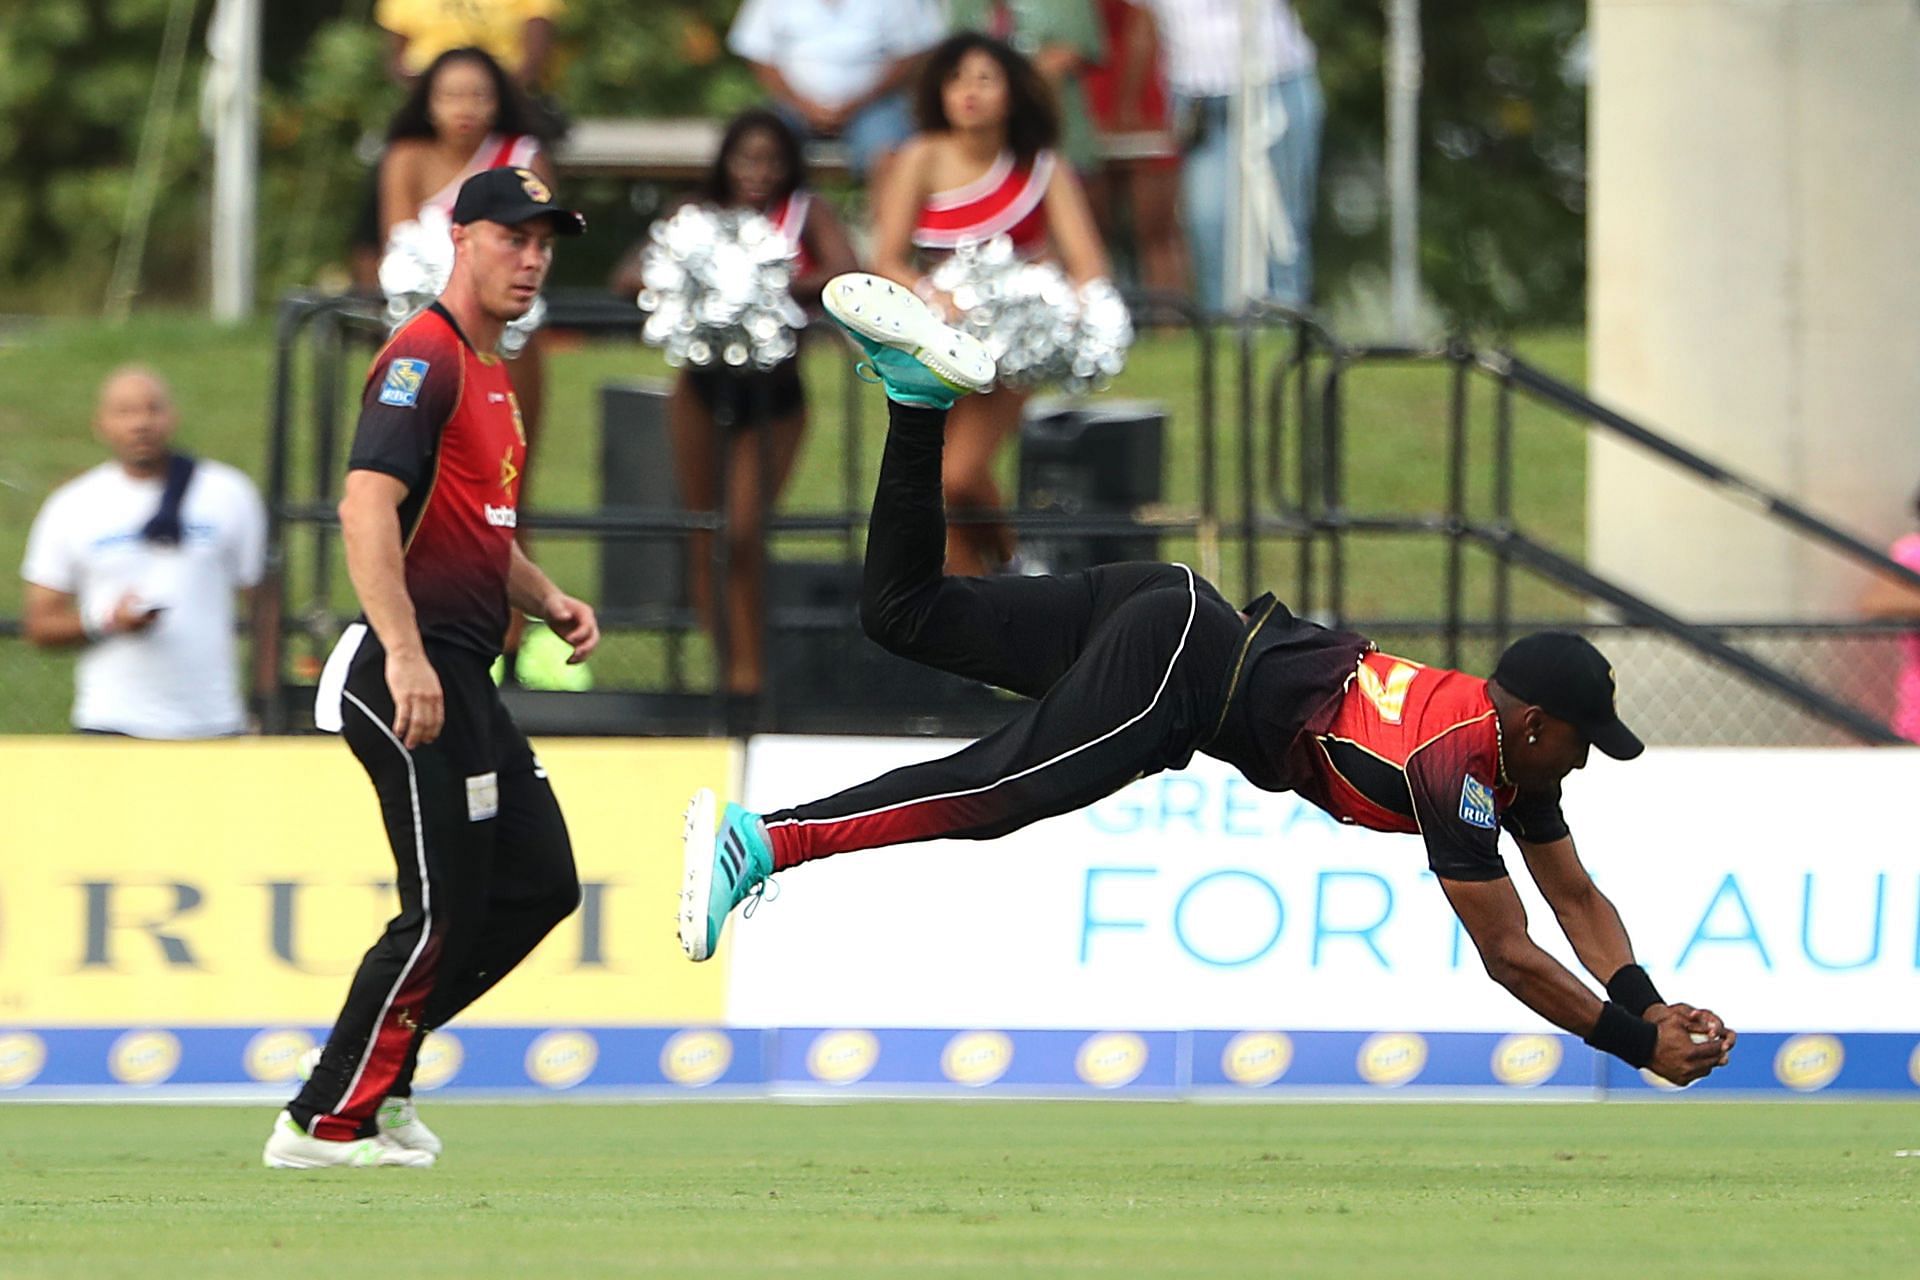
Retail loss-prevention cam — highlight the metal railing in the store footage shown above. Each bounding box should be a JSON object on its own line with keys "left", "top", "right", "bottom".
{"left": 244, "top": 290, "right": 1914, "bottom": 745}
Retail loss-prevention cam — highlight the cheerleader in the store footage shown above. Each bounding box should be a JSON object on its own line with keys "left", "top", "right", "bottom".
{"left": 614, "top": 109, "right": 857, "bottom": 695}
{"left": 869, "top": 32, "right": 1113, "bottom": 575}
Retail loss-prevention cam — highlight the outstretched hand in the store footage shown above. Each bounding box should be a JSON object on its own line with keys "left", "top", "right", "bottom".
{"left": 1646, "top": 1002, "right": 1737, "bottom": 1083}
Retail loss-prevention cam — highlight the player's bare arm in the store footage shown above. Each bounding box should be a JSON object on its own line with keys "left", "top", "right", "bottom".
{"left": 1518, "top": 833, "right": 1736, "bottom": 1062}
{"left": 337, "top": 468, "right": 442, "bottom": 749}
{"left": 506, "top": 542, "right": 599, "bottom": 664}
{"left": 1442, "top": 874, "right": 1727, "bottom": 1085}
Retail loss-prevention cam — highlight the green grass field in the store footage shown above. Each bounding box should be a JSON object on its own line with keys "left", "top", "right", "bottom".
{"left": 0, "top": 311, "right": 1588, "bottom": 732}
{"left": 4, "top": 1101, "right": 1916, "bottom": 1278}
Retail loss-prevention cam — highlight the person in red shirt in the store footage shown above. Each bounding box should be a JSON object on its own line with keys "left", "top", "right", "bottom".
{"left": 681, "top": 274, "right": 1736, "bottom": 1092}
{"left": 264, "top": 168, "right": 600, "bottom": 1170}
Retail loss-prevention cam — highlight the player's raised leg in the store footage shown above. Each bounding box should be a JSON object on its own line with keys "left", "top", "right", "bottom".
{"left": 678, "top": 275, "right": 1245, "bottom": 962}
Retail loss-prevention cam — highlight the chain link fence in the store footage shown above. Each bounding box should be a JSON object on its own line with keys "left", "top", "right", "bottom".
{"left": 1361, "top": 622, "right": 1908, "bottom": 748}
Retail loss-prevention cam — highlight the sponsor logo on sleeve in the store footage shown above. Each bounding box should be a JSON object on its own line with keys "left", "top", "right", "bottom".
{"left": 378, "top": 358, "right": 430, "bottom": 407}
{"left": 1459, "top": 775, "right": 1497, "bottom": 829}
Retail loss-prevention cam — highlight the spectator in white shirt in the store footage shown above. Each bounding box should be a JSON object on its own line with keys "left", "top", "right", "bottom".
{"left": 727, "top": 0, "right": 948, "bottom": 181}
{"left": 21, "top": 366, "right": 267, "bottom": 738}
{"left": 1142, "top": 0, "right": 1321, "bottom": 312}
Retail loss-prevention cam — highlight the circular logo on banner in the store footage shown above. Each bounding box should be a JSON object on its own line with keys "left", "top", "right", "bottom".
{"left": 413, "top": 1031, "right": 463, "bottom": 1091}
{"left": 1908, "top": 1042, "right": 1920, "bottom": 1089}
{"left": 0, "top": 1032, "right": 47, "bottom": 1089}
{"left": 1492, "top": 1034, "right": 1563, "bottom": 1088}
{"left": 661, "top": 1030, "right": 733, "bottom": 1088}
{"left": 526, "top": 1030, "right": 598, "bottom": 1090}
{"left": 941, "top": 1031, "right": 1014, "bottom": 1087}
{"left": 1075, "top": 1032, "right": 1149, "bottom": 1089}
{"left": 243, "top": 1029, "right": 316, "bottom": 1083}
{"left": 1357, "top": 1033, "right": 1427, "bottom": 1088}
{"left": 806, "top": 1030, "right": 879, "bottom": 1085}
{"left": 1222, "top": 1031, "right": 1293, "bottom": 1088}
{"left": 1775, "top": 1034, "right": 1843, "bottom": 1092}
{"left": 109, "top": 1030, "right": 181, "bottom": 1086}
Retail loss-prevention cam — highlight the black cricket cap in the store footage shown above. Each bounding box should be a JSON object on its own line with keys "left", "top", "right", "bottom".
{"left": 451, "top": 167, "right": 586, "bottom": 236}
{"left": 1492, "top": 632, "right": 1644, "bottom": 761}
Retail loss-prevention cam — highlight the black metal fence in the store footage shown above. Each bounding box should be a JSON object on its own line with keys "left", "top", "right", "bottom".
{"left": 5, "top": 290, "right": 1916, "bottom": 745}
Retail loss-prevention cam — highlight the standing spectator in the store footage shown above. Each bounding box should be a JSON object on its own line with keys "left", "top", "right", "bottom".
{"left": 1142, "top": 0, "right": 1321, "bottom": 311}
{"left": 726, "top": 0, "right": 947, "bottom": 183}
{"left": 611, "top": 109, "right": 859, "bottom": 695}
{"left": 1083, "top": 0, "right": 1189, "bottom": 297}
{"left": 869, "top": 33, "right": 1113, "bottom": 575}
{"left": 352, "top": 2, "right": 564, "bottom": 287}
{"left": 20, "top": 367, "right": 266, "bottom": 739}
{"left": 946, "top": 0, "right": 1105, "bottom": 178}
{"left": 1860, "top": 489, "right": 1920, "bottom": 743}
{"left": 375, "top": 0, "right": 562, "bottom": 87}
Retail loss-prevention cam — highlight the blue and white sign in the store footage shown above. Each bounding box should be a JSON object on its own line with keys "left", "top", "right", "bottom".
{"left": 735, "top": 740, "right": 1920, "bottom": 1036}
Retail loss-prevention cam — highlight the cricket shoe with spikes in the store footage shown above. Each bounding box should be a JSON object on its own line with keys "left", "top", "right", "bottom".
{"left": 678, "top": 787, "right": 774, "bottom": 962}
{"left": 821, "top": 272, "right": 995, "bottom": 410}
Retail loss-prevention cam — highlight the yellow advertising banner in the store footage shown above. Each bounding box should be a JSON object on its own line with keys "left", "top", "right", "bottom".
{"left": 0, "top": 738, "right": 738, "bottom": 1026}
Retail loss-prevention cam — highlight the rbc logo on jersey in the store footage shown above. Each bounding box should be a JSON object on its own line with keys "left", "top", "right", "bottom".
{"left": 378, "top": 358, "right": 430, "bottom": 407}
{"left": 1458, "top": 775, "right": 1497, "bottom": 829}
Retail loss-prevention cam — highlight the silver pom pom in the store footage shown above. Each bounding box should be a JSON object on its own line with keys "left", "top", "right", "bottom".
{"left": 378, "top": 205, "right": 545, "bottom": 358}
{"left": 634, "top": 205, "right": 804, "bottom": 372}
{"left": 928, "top": 236, "right": 1135, "bottom": 392}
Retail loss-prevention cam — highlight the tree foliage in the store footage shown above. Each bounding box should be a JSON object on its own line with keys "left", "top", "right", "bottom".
{"left": 7, "top": 0, "right": 1586, "bottom": 327}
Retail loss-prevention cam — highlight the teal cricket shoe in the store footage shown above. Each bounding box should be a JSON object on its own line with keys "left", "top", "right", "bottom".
{"left": 821, "top": 272, "right": 996, "bottom": 410}
{"left": 678, "top": 787, "right": 774, "bottom": 962}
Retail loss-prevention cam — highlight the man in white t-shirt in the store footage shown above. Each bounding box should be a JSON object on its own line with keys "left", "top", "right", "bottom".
{"left": 21, "top": 366, "right": 267, "bottom": 739}
{"left": 727, "top": 0, "right": 947, "bottom": 180}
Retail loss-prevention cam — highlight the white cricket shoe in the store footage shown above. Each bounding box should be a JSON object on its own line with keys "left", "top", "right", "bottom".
{"left": 822, "top": 273, "right": 995, "bottom": 407}
{"left": 293, "top": 1045, "right": 442, "bottom": 1157}
{"left": 376, "top": 1097, "right": 443, "bottom": 1156}
{"left": 262, "top": 1110, "right": 434, "bottom": 1169}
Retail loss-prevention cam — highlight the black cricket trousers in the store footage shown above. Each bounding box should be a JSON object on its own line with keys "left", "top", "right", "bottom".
{"left": 763, "top": 399, "right": 1253, "bottom": 868}
{"left": 290, "top": 633, "right": 579, "bottom": 1140}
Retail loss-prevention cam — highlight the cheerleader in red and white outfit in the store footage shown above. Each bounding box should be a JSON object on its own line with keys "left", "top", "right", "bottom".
{"left": 613, "top": 109, "right": 857, "bottom": 695}
{"left": 870, "top": 33, "right": 1113, "bottom": 576}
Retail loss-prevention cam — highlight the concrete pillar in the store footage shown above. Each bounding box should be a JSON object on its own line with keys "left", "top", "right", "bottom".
{"left": 1588, "top": 0, "right": 1920, "bottom": 622}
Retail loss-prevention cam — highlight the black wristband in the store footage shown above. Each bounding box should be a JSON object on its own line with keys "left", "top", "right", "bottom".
{"left": 1583, "top": 1000, "right": 1658, "bottom": 1069}
{"left": 1605, "top": 963, "right": 1664, "bottom": 1017}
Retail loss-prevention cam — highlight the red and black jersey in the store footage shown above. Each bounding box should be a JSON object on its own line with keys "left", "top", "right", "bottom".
{"left": 346, "top": 304, "right": 526, "bottom": 656}
{"left": 1291, "top": 651, "right": 1569, "bottom": 880}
